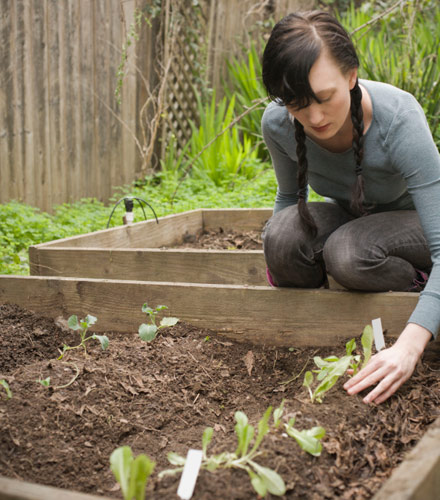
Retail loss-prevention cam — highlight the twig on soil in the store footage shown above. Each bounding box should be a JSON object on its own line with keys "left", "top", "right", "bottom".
{"left": 188, "top": 351, "right": 215, "bottom": 382}
{"left": 53, "top": 362, "right": 80, "bottom": 389}
{"left": 280, "top": 351, "right": 318, "bottom": 386}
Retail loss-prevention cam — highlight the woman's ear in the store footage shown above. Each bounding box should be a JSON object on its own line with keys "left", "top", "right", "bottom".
{"left": 349, "top": 68, "right": 358, "bottom": 90}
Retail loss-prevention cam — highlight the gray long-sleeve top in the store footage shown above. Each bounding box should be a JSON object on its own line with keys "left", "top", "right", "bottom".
{"left": 261, "top": 79, "right": 440, "bottom": 339}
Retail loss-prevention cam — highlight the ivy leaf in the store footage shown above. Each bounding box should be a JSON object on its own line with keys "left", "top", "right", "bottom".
{"left": 138, "top": 324, "right": 158, "bottom": 342}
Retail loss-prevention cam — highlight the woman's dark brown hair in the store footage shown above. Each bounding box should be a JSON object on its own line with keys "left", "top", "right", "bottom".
{"left": 262, "top": 11, "right": 365, "bottom": 235}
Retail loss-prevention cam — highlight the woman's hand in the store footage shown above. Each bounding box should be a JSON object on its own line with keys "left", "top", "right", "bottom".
{"left": 343, "top": 323, "right": 432, "bottom": 404}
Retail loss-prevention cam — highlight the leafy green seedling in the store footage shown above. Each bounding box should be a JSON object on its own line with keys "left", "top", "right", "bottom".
{"left": 303, "top": 325, "right": 375, "bottom": 403}
{"left": 58, "top": 314, "right": 109, "bottom": 360}
{"left": 284, "top": 417, "right": 325, "bottom": 457}
{"left": 0, "top": 379, "right": 12, "bottom": 399}
{"left": 138, "top": 303, "right": 179, "bottom": 342}
{"left": 160, "top": 407, "right": 286, "bottom": 497}
{"left": 110, "top": 445, "right": 155, "bottom": 500}
{"left": 37, "top": 376, "right": 51, "bottom": 388}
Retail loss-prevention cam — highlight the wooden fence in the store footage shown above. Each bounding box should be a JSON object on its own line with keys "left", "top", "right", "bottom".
{"left": 0, "top": 0, "right": 313, "bottom": 212}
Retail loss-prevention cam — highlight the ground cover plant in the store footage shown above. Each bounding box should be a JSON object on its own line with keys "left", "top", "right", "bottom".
{"left": 1, "top": 303, "right": 440, "bottom": 499}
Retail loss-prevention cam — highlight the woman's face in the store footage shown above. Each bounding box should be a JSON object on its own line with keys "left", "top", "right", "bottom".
{"left": 287, "top": 48, "right": 357, "bottom": 144}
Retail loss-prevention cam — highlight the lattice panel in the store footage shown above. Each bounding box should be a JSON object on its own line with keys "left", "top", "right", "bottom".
{"left": 160, "top": 0, "right": 211, "bottom": 159}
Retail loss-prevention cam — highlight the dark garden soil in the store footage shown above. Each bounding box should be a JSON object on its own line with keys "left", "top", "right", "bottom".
{"left": 1, "top": 304, "right": 440, "bottom": 499}
{"left": 168, "top": 228, "right": 264, "bottom": 250}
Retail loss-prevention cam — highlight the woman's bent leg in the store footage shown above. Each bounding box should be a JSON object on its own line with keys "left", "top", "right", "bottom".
{"left": 323, "top": 211, "right": 432, "bottom": 292}
{"left": 262, "top": 202, "right": 353, "bottom": 287}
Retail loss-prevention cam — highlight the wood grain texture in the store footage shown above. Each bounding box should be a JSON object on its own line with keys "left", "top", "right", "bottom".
{"left": 0, "top": 275, "right": 421, "bottom": 346}
{"left": 0, "top": 475, "right": 113, "bottom": 500}
{"left": 29, "top": 247, "right": 267, "bottom": 285}
{"left": 202, "top": 208, "right": 271, "bottom": 231}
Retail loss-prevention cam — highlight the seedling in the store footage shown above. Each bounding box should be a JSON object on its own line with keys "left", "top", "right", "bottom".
{"left": 58, "top": 314, "right": 109, "bottom": 360}
{"left": 161, "top": 406, "right": 286, "bottom": 497}
{"left": 0, "top": 379, "right": 12, "bottom": 399}
{"left": 160, "top": 402, "right": 325, "bottom": 497}
{"left": 303, "top": 325, "right": 374, "bottom": 403}
{"left": 110, "top": 446, "right": 155, "bottom": 500}
{"left": 138, "top": 303, "right": 179, "bottom": 342}
{"left": 37, "top": 376, "right": 51, "bottom": 388}
{"left": 284, "top": 417, "right": 325, "bottom": 457}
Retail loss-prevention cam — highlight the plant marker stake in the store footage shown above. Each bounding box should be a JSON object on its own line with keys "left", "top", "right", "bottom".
{"left": 177, "top": 449, "right": 203, "bottom": 500}
{"left": 372, "top": 318, "right": 385, "bottom": 351}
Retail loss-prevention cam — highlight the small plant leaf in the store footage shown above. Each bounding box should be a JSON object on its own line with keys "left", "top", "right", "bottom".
{"left": 110, "top": 446, "right": 133, "bottom": 500}
{"left": 155, "top": 305, "right": 168, "bottom": 311}
{"left": 92, "top": 334, "right": 109, "bottom": 350}
{"left": 38, "top": 377, "right": 51, "bottom": 387}
{"left": 202, "top": 427, "right": 214, "bottom": 457}
{"left": 273, "top": 399, "right": 285, "bottom": 428}
{"left": 128, "top": 454, "right": 155, "bottom": 500}
{"left": 141, "top": 303, "right": 152, "bottom": 314}
{"left": 138, "top": 324, "right": 158, "bottom": 342}
{"left": 250, "top": 405, "right": 272, "bottom": 454}
{"left": 303, "top": 371, "right": 314, "bottom": 388}
{"left": 0, "top": 379, "right": 12, "bottom": 399}
{"left": 167, "top": 451, "right": 186, "bottom": 466}
{"left": 248, "top": 469, "right": 267, "bottom": 497}
{"left": 159, "top": 317, "right": 179, "bottom": 328}
{"left": 249, "top": 461, "right": 286, "bottom": 496}
{"left": 285, "top": 424, "right": 325, "bottom": 457}
{"left": 234, "top": 411, "right": 254, "bottom": 457}
{"left": 361, "top": 325, "right": 374, "bottom": 368}
{"left": 345, "top": 338, "right": 356, "bottom": 356}
{"left": 68, "top": 315, "right": 80, "bottom": 330}
{"left": 85, "top": 314, "right": 97, "bottom": 326}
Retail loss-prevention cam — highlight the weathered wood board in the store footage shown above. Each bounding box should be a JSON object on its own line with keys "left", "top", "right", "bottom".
{"left": 0, "top": 475, "right": 113, "bottom": 500}
{"left": 30, "top": 209, "right": 272, "bottom": 285}
{"left": 0, "top": 275, "right": 419, "bottom": 346}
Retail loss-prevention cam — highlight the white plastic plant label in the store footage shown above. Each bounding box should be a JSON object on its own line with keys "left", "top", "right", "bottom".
{"left": 177, "top": 449, "right": 203, "bottom": 500}
{"left": 372, "top": 318, "right": 385, "bottom": 351}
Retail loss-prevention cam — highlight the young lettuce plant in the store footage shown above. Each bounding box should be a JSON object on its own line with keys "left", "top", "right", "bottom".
{"left": 160, "top": 406, "right": 286, "bottom": 497}
{"left": 303, "top": 325, "right": 374, "bottom": 403}
{"left": 273, "top": 399, "right": 325, "bottom": 457}
{"left": 0, "top": 379, "right": 12, "bottom": 399}
{"left": 138, "top": 303, "right": 179, "bottom": 342}
{"left": 58, "top": 314, "right": 109, "bottom": 360}
{"left": 110, "top": 446, "right": 155, "bottom": 500}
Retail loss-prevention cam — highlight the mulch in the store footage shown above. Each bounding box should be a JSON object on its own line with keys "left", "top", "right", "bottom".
{"left": 1, "top": 303, "right": 439, "bottom": 499}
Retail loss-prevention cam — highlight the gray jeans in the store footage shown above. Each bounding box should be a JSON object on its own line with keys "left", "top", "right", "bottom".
{"left": 262, "top": 202, "right": 432, "bottom": 291}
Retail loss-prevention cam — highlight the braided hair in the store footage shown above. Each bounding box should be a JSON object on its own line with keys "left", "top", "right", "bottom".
{"left": 262, "top": 11, "right": 367, "bottom": 235}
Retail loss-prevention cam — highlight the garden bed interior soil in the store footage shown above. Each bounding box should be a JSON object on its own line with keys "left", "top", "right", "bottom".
{"left": 166, "top": 228, "right": 263, "bottom": 250}
{"left": 1, "top": 303, "right": 439, "bottom": 499}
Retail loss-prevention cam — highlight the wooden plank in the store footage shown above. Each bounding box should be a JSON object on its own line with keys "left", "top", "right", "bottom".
{"left": 0, "top": 475, "right": 113, "bottom": 500}
{"left": 29, "top": 248, "right": 268, "bottom": 285}
{"left": 372, "top": 417, "right": 440, "bottom": 500}
{"left": 33, "top": 210, "right": 203, "bottom": 249}
{"left": 202, "top": 208, "right": 272, "bottom": 232}
{"left": 0, "top": 275, "right": 421, "bottom": 346}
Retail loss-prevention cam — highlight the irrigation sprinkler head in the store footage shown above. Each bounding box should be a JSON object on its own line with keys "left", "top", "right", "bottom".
{"left": 106, "top": 196, "right": 159, "bottom": 228}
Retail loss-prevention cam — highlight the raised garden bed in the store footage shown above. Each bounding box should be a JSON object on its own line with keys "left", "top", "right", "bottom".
{"left": 29, "top": 209, "right": 271, "bottom": 286}
{"left": 3, "top": 207, "right": 440, "bottom": 498}
{"left": 1, "top": 302, "right": 439, "bottom": 500}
